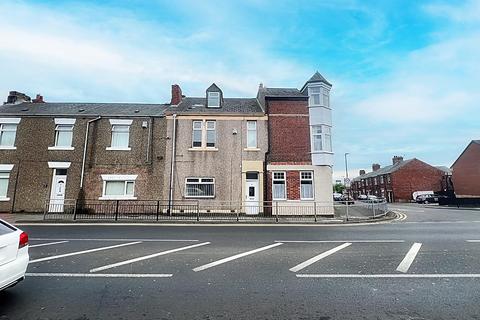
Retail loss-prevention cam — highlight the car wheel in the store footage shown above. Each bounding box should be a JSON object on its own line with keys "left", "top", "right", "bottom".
{"left": 424, "top": 200, "right": 429, "bottom": 204}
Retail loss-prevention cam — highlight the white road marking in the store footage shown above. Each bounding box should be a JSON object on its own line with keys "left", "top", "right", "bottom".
{"left": 29, "top": 241, "right": 69, "bottom": 248}
{"left": 90, "top": 242, "right": 211, "bottom": 273}
{"left": 30, "top": 238, "right": 199, "bottom": 242}
{"left": 26, "top": 273, "right": 172, "bottom": 278}
{"left": 192, "top": 243, "right": 283, "bottom": 272}
{"left": 396, "top": 242, "right": 422, "bottom": 273}
{"left": 297, "top": 274, "right": 480, "bottom": 278}
{"left": 289, "top": 242, "right": 352, "bottom": 273}
{"left": 466, "top": 240, "right": 480, "bottom": 242}
{"left": 29, "top": 241, "right": 141, "bottom": 263}
{"left": 275, "top": 240, "right": 404, "bottom": 243}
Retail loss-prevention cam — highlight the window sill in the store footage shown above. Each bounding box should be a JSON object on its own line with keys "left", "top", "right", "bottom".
{"left": 184, "top": 196, "right": 215, "bottom": 199}
{"left": 188, "top": 147, "right": 218, "bottom": 152}
{"left": 244, "top": 148, "right": 261, "bottom": 151}
{"left": 0, "top": 197, "right": 10, "bottom": 202}
{"left": 48, "top": 146, "right": 75, "bottom": 151}
{"left": 98, "top": 196, "right": 137, "bottom": 200}
{"left": 0, "top": 146, "right": 16, "bottom": 150}
{"left": 106, "top": 147, "right": 131, "bottom": 151}
{"left": 311, "top": 151, "right": 334, "bottom": 154}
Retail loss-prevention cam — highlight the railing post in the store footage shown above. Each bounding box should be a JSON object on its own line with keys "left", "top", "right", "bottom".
{"left": 275, "top": 201, "right": 279, "bottom": 223}
{"left": 314, "top": 202, "right": 317, "bottom": 222}
{"left": 373, "top": 203, "right": 376, "bottom": 218}
{"left": 236, "top": 207, "right": 239, "bottom": 222}
{"left": 156, "top": 200, "right": 160, "bottom": 221}
{"left": 115, "top": 200, "right": 119, "bottom": 221}
{"left": 73, "top": 199, "right": 78, "bottom": 221}
{"left": 196, "top": 201, "right": 200, "bottom": 222}
{"left": 43, "top": 199, "right": 48, "bottom": 220}
{"left": 345, "top": 199, "right": 349, "bottom": 222}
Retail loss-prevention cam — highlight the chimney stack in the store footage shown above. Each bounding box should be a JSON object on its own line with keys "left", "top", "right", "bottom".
{"left": 170, "top": 84, "right": 182, "bottom": 105}
{"left": 372, "top": 163, "right": 381, "bottom": 171}
{"left": 4, "top": 91, "right": 31, "bottom": 105}
{"left": 32, "top": 94, "right": 45, "bottom": 103}
{"left": 359, "top": 170, "right": 366, "bottom": 176}
{"left": 392, "top": 156, "right": 404, "bottom": 165}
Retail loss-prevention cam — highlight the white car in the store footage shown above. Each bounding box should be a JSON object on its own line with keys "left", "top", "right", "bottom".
{"left": 0, "top": 219, "right": 29, "bottom": 291}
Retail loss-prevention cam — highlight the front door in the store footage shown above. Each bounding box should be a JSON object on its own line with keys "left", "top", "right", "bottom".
{"left": 49, "top": 169, "right": 67, "bottom": 212}
{"left": 245, "top": 173, "right": 259, "bottom": 215}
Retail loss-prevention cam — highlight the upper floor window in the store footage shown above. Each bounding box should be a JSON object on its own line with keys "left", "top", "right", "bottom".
{"left": 191, "top": 120, "right": 216, "bottom": 149}
{"left": 380, "top": 175, "right": 384, "bottom": 184}
{"left": 54, "top": 125, "right": 74, "bottom": 148}
{"left": 311, "top": 125, "right": 332, "bottom": 152}
{"left": 107, "top": 119, "right": 132, "bottom": 150}
{"left": 247, "top": 121, "right": 257, "bottom": 148}
{"left": 272, "top": 171, "right": 286, "bottom": 200}
{"left": 0, "top": 118, "right": 20, "bottom": 149}
{"left": 207, "top": 92, "right": 220, "bottom": 108}
{"left": 309, "top": 86, "right": 329, "bottom": 107}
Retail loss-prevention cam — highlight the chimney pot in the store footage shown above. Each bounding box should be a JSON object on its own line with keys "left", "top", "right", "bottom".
{"left": 359, "top": 170, "right": 366, "bottom": 176}
{"left": 170, "top": 84, "right": 182, "bottom": 105}
{"left": 392, "top": 156, "right": 404, "bottom": 165}
{"left": 372, "top": 163, "right": 381, "bottom": 171}
{"left": 4, "top": 91, "right": 31, "bottom": 105}
{"left": 32, "top": 94, "right": 45, "bottom": 103}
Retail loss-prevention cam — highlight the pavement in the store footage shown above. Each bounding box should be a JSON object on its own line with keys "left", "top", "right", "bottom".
{"left": 1, "top": 204, "right": 480, "bottom": 319}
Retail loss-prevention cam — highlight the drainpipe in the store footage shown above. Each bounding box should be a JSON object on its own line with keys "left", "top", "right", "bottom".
{"left": 80, "top": 116, "right": 101, "bottom": 189}
{"left": 168, "top": 114, "right": 177, "bottom": 215}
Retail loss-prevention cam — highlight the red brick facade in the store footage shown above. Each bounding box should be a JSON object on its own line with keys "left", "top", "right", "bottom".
{"left": 266, "top": 99, "right": 311, "bottom": 163}
{"left": 452, "top": 141, "right": 480, "bottom": 198}
{"left": 266, "top": 170, "right": 302, "bottom": 201}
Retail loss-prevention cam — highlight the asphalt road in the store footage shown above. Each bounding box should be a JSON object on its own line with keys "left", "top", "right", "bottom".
{"left": 1, "top": 204, "right": 480, "bottom": 320}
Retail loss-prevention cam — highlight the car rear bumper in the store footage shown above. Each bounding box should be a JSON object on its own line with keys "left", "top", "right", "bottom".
{"left": 0, "top": 248, "right": 29, "bottom": 291}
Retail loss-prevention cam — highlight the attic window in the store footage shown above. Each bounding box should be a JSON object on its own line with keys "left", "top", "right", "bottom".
{"left": 207, "top": 92, "right": 220, "bottom": 108}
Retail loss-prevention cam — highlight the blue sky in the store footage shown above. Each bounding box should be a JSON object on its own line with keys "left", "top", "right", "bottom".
{"left": 1, "top": 0, "right": 478, "bottom": 180}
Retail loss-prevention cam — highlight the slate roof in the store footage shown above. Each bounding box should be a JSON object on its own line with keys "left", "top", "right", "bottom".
{"left": 0, "top": 102, "right": 169, "bottom": 117}
{"left": 352, "top": 159, "right": 415, "bottom": 182}
{"left": 166, "top": 97, "right": 264, "bottom": 115}
{"left": 263, "top": 88, "right": 307, "bottom": 98}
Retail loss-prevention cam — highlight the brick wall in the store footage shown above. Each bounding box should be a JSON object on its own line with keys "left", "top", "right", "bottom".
{"left": 452, "top": 142, "right": 480, "bottom": 197}
{"left": 266, "top": 170, "right": 302, "bottom": 201}
{"left": 391, "top": 159, "right": 445, "bottom": 201}
{"left": 267, "top": 99, "right": 311, "bottom": 163}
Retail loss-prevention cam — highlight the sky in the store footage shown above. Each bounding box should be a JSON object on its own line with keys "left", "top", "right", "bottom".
{"left": 1, "top": 0, "right": 478, "bottom": 181}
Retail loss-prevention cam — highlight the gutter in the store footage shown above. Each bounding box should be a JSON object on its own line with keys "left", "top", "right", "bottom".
{"left": 80, "top": 116, "right": 101, "bottom": 188}
{"left": 167, "top": 114, "right": 177, "bottom": 215}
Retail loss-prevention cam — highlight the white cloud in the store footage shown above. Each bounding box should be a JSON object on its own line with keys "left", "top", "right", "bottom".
{"left": 424, "top": 0, "right": 480, "bottom": 23}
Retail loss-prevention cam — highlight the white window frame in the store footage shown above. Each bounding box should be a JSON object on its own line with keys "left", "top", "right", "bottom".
{"left": 0, "top": 164, "right": 14, "bottom": 201}
{"left": 205, "top": 120, "right": 216, "bottom": 148}
{"left": 184, "top": 177, "right": 215, "bottom": 198}
{"left": 192, "top": 120, "right": 203, "bottom": 148}
{"left": 107, "top": 119, "right": 132, "bottom": 151}
{"left": 246, "top": 121, "right": 257, "bottom": 149}
{"left": 0, "top": 118, "right": 20, "bottom": 150}
{"left": 309, "top": 86, "right": 322, "bottom": 106}
{"left": 311, "top": 125, "right": 322, "bottom": 152}
{"left": 311, "top": 125, "right": 332, "bottom": 152}
{"left": 191, "top": 120, "right": 217, "bottom": 149}
{"left": 207, "top": 92, "right": 220, "bottom": 108}
{"left": 99, "top": 174, "right": 137, "bottom": 200}
{"left": 300, "top": 171, "right": 314, "bottom": 200}
{"left": 48, "top": 118, "right": 76, "bottom": 150}
{"left": 272, "top": 171, "right": 286, "bottom": 200}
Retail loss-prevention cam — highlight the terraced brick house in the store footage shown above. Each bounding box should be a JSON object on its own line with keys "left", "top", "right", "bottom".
{"left": 451, "top": 140, "right": 480, "bottom": 204}
{"left": 0, "top": 91, "right": 168, "bottom": 213}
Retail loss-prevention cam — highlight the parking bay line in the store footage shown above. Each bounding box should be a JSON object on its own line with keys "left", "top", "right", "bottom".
{"left": 30, "top": 238, "right": 199, "bottom": 242}
{"left": 275, "top": 240, "right": 404, "bottom": 243}
{"left": 192, "top": 243, "right": 283, "bottom": 272}
{"left": 297, "top": 274, "right": 480, "bottom": 278}
{"left": 396, "top": 242, "right": 422, "bottom": 273}
{"left": 29, "top": 241, "right": 69, "bottom": 248}
{"left": 90, "top": 242, "right": 211, "bottom": 273}
{"left": 29, "top": 241, "right": 141, "bottom": 263}
{"left": 26, "top": 273, "right": 172, "bottom": 278}
{"left": 289, "top": 242, "right": 352, "bottom": 273}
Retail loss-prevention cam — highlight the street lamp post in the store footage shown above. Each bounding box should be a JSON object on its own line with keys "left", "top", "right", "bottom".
{"left": 344, "top": 152, "right": 350, "bottom": 221}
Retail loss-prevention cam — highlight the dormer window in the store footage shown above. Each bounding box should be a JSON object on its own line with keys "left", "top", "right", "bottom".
{"left": 208, "top": 92, "right": 220, "bottom": 108}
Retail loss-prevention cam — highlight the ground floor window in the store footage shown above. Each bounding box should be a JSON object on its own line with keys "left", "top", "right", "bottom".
{"left": 0, "top": 172, "right": 10, "bottom": 199}
{"left": 100, "top": 174, "right": 137, "bottom": 200}
{"left": 300, "top": 171, "right": 314, "bottom": 200}
{"left": 185, "top": 177, "right": 215, "bottom": 198}
{"left": 272, "top": 172, "right": 286, "bottom": 200}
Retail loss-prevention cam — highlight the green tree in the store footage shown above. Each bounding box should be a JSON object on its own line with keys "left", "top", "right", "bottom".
{"left": 333, "top": 183, "right": 345, "bottom": 194}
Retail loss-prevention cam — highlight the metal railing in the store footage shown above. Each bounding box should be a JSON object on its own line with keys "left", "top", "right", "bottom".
{"left": 43, "top": 199, "right": 389, "bottom": 222}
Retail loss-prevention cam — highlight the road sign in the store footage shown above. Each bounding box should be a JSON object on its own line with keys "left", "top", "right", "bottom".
{"left": 344, "top": 178, "right": 351, "bottom": 187}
